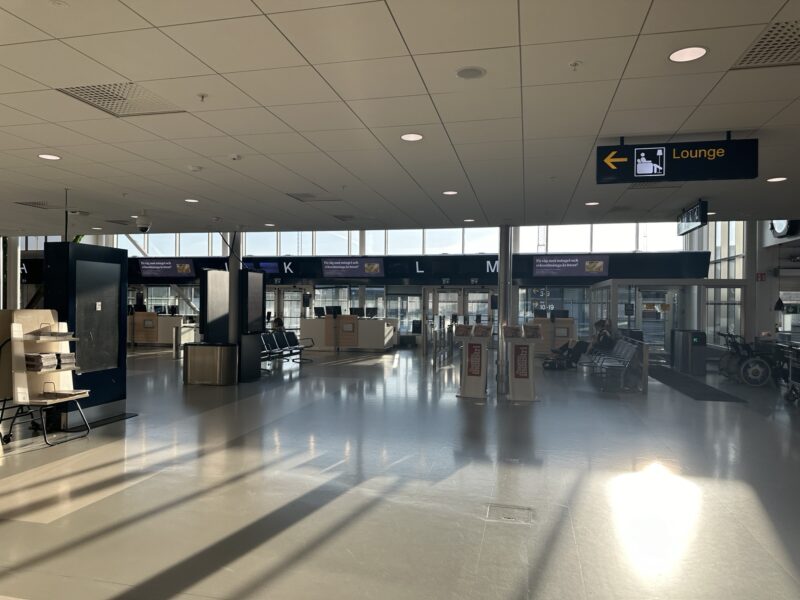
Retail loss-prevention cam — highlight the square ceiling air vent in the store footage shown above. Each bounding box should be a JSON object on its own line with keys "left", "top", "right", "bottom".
{"left": 57, "top": 82, "right": 184, "bottom": 117}
{"left": 734, "top": 21, "right": 800, "bottom": 69}
{"left": 106, "top": 219, "right": 131, "bottom": 226}
{"left": 15, "top": 201, "right": 49, "bottom": 209}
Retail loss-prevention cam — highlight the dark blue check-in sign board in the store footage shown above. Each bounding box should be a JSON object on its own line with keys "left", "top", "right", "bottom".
{"left": 596, "top": 139, "right": 758, "bottom": 184}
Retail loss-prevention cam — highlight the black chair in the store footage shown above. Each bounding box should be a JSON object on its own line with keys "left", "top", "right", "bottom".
{"left": 286, "top": 331, "right": 314, "bottom": 363}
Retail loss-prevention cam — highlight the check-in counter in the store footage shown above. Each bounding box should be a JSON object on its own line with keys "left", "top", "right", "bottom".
{"left": 300, "top": 317, "right": 397, "bottom": 352}
{"left": 128, "top": 313, "right": 198, "bottom": 346}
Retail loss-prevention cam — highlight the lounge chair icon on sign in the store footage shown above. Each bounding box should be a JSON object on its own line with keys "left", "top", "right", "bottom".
{"left": 634, "top": 147, "right": 665, "bottom": 177}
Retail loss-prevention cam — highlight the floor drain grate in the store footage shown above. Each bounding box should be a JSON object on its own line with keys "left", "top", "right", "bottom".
{"left": 486, "top": 504, "right": 534, "bottom": 524}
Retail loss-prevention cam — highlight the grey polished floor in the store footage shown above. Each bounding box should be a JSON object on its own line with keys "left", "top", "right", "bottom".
{"left": 1, "top": 348, "right": 800, "bottom": 599}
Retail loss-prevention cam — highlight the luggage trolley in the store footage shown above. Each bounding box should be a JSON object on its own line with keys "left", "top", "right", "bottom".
{"left": 780, "top": 342, "right": 800, "bottom": 406}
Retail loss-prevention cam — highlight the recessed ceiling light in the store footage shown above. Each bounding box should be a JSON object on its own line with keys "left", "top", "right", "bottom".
{"left": 184, "top": 198, "right": 200, "bottom": 203}
{"left": 264, "top": 223, "right": 275, "bottom": 227}
{"left": 669, "top": 46, "right": 707, "bottom": 63}
{"left": 130, "top": 215, "right": 138, "bottom": 218}
{"left": 463, "top": 218, "right": 475, "bottom": 223}
{"left": 442, "top": 190, "right": 458, "bottom": 196}
{"left": 456, "top": 66, "right": 486, "bottom": 79}
{"left": 585, "top": 201, "right": 600, "bottom": 206}
{"left": 38, "top": 153, "right": 60, "bottom": 160}
{"left": 708, "top": 212, "right": 717, "bottom": 216}
{"left": 767, "top": 177, "right": 787, "bottom": 182}
{"left": 91, "top": 227, "right": 102, "bottom": 231}
{"left": 400, "top": 133, "right": 423, "bottom": 142}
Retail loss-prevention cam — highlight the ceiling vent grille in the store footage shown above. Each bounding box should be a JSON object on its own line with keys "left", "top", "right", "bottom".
{"left": 334, "top": 215, "right": 355, "bottom": 222}
{"left": 57, "top": 82, "right": 184, "bottom": 117}
{"left": 734, "top": 21, "right": 800, "bottom": 69}
{"left": 106, "top": 219, "right": 131, "bottom": 226}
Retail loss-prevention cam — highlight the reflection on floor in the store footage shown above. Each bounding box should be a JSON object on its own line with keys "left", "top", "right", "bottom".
{"left": 1, "top": 349, "right": 800, "bottom": 599}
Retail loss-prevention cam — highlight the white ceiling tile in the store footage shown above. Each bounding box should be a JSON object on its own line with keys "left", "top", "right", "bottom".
{"left": 613, "top": 72, "right": 723, "bottom": 110}
{"left": 0, "top": 8, "right": 51, "bottom": 44}
{"left": 0, "top": 65, "right": 47, "bottom": 94}
{"left": 766, "top": 100, "right": 800, "bottom": 127}
{"left": 369, "top": 122, "right": 452, "bottom": 152}
{"left": 235, "top": 132, "right": 318, "bottom": 154}
{"left": 600, "top": 106, "right": 695, "bottom": 136}
{"left": 124, "top": 114, "right": 223, "bottom": 139}
{"left": 387, "top": 0, "right": 518, "bottom": 54}
{"left": 115, "top": 140, "right": 202, "bottom": 160}
{"left": 642, "top": 0, "right": 784, "bottom": 33}
{"left": 175, "top": 136, "right": 258, "bottom": 158}
{"left": 302, "top": 129, "right": 380, "bottom": 151}
{"left": 432, "top": 88, "right": 520, "bottom": 122}
{"left": 55, "top": 162, "right": 131, "bottom": 179}
{"left": 0, "top": 104, "right": 41, "bottom": 126}
{"left": 0, "top": 40, "right": 123, "bottom": 87}
{"left": 317, "top": 57, "right": 425, "bottom": 100}
{"left": 414, "top": 47, "right": 520, "bottom": 94}
{"left": 256, "top": 0, "right": 365, "bottom": 13}
{"left": 348, "top": 95, "right": 439, "bottom": 127}
{"left": 3, "top": 123, "right": 98, "bottom": 146}
{"left": 163, "top": 16, "right": 305, "bottom": 73}
{"left": 681, "top": 100, "right": 789, "bottom": 132}
{"left": 60, "top": 118, "right": 159, "bottom": 143}
{"left": 111, "top": 160, "right": 178, "bottom": 176}
{"left": 138, "top": 75, "right": 258, "bottom": 112}
{"left": 524, "top": 136, "right": 595, "bottom": 157}
{"left": 65, "top": 29, "right": 213, "bottom": 81}
{"left": 0, "top": 130, "right": 38, "bottom": 150}
{"left": 445, "top": 118, "right": 522, "bottom": 144}
{"left": 122, "top": 0, "right": 261, "bottom": 26}
{"left": 520, "top": 0, "right": 648, "bottom": 44}
{"left": 776, "top": 0, "right": 800, "bottom": 19}
{"left": 270, "top": 102, "right": 363, "bottom": 131}
{"left": 624, "top": 26, "right": 764, "bottom": 78}
{"left": 0, "top": 0, "right": 149, "bottom": 37}
{"left": 455, "top": 141, "right": 522, "bottom": 163}
{"left": 194, "top": 108, "right": 291, "bottom": 136}
{"left": 522, "top": 80, "right": 616, "bottom": 138}
{"left": 704, "top": 67, "right": 800, "bottom": 105}
{"left": 56, "top": 143, "right": 143, "bottom": 162}
{"left": 271, "top": 2, "right": 407, "bottom": 63}
{"left": 0, "top": 90, "right": 111, "bottom": 121}
{"left": 226, "top": 67, "right": 338, "bottom": 106}
{"left": 522, "top": 37, "right": 636, "bottom": 86}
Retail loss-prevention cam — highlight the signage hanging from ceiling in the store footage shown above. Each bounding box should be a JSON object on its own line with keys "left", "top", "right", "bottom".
{"left": 321, "top": 257, "right": 384, "bottom": 278}
{"left": 596, "top": 139, "right": 758, "bottom": 184}
{"left": 677, "top": 199, "right": 709, "bottom": 236}
{"left": 139, "top": 258, "right": 195, "bottom": 278}
{"left": 533, "top": 255, "right": 609, "bottom": 277}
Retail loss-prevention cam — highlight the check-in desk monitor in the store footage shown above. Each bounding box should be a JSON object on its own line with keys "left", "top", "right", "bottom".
{"left": 350, "top": 307, "right": 365, "bottom": 317}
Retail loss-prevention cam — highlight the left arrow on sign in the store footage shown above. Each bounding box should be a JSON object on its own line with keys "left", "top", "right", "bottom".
{"left": 603, "top": 150, "right": 628, "bottom": 170}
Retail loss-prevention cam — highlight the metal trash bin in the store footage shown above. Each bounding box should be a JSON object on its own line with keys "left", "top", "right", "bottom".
{"left": 671, "top": 330, "right": 706, "bottom": 376}
{"left": 183, "top": 343, "right": 238, "bottom": 385}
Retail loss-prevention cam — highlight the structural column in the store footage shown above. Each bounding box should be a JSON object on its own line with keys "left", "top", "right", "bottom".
{"left": 0, "top": 237, "right": 4, "bottom": 310}
{"left": 5, "top": 236, "right": 20, "bottom": 310}
{"left": 496, "top": 225, "right": 512, "bottom": 395}
{"left": 227, "top": 232, "right": 242, "bottom": 345}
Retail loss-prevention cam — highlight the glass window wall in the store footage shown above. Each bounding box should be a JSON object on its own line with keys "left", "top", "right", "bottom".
{"left": 464, "top": 227, "right": 499, "bottom": 254}
{"left": 179, "top": 233, "right": 209, "bottom": 256}
{"left": 148, "top": 234, "right": 177, "bottom": 257}
{"left": 246, "top": 232, "right": 277, "bottom": 256}
{"left": 592, "top": 223, "right": 636, "bottom": 252}
{"left": 547, "top": 225, "right": 591, "bottom": 253}
{"left": 315, "top": 230, "right": 349, "bottom": 255}
{"left": 387, "top": 229, "right": 423, "bottom": 255}
{"left": 425, "top": 228, "right": 461, "bottom": 254}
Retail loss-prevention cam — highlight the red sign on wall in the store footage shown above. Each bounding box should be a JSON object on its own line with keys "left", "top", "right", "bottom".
{"left": 467, "top": 343, "right": 482, "bottom": 376}
{"left": 756, "top": 272, "right": 767, "bottom": 282}
{"left": 513, "top": 344, "right": 529, "bottom": 379}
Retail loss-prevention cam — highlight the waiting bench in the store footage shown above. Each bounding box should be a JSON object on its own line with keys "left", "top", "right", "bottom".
{"left": 260, "top": 331, "right": 314, "bottom": 370}
{"left": 589, "top": 339, "right": 639, "bottom": 391}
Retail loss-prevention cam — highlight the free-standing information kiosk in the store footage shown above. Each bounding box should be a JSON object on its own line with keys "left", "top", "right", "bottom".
{"left": 455, "top": 324, "right": 492, "bottom": 399}
{"left": 505, "top": 325, "right": 537, "bottom": 402}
